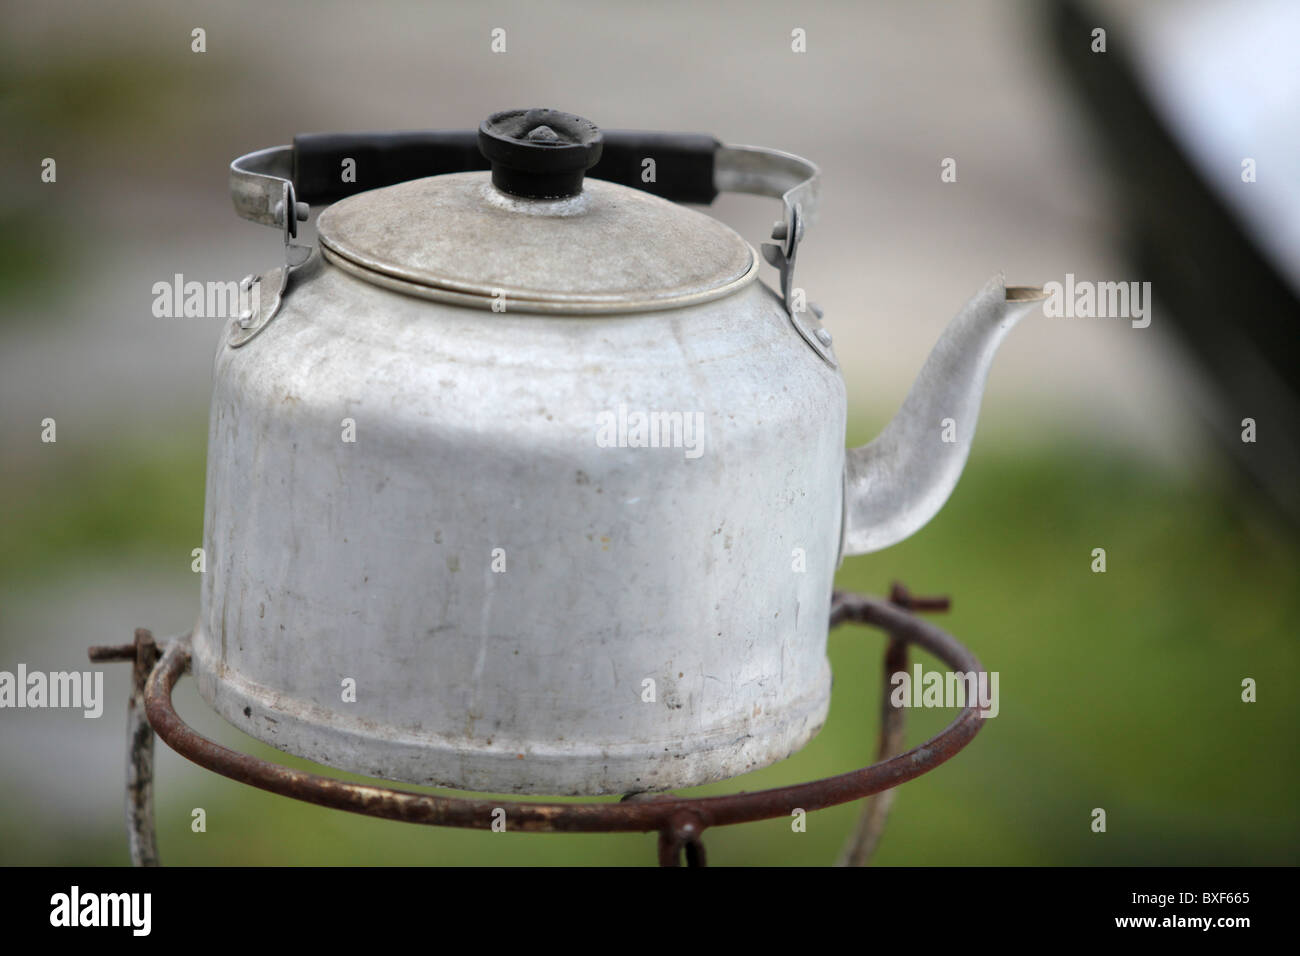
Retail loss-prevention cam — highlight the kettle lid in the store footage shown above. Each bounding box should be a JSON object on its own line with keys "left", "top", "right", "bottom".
{"left": 316, "top": 109, "right": 756, "bottom": 314}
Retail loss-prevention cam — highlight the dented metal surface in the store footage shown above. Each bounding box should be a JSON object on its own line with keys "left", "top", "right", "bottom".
{"left": 204, "top": 121, "right": 1037, "bottom": 796}
{"left": 196, "top": 245, "right": 845, "bottom": 795}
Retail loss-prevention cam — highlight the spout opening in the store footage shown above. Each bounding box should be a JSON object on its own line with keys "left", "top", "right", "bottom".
{"left": 1005, "top": 285, "right": 1047, "bottom": 302}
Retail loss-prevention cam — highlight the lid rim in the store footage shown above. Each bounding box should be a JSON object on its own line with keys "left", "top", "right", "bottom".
{"left": 316, "top": 172, "right": 756, "bottom": 313}
{"left": 320, "top": 241, "right": 760, "bottom": 315}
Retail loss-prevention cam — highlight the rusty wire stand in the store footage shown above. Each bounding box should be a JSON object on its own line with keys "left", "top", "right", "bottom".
{"left": 89, "top": 585, "right": 986, "bottom": 866}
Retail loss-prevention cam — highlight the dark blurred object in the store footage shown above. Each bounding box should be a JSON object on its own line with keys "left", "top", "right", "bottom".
{"left": 1048, "top": 0, "right": 1300, "bottom": 528}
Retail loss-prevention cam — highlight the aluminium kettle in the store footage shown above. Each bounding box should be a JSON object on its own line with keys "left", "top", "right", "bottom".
{"left": 198, "top": 108, "right": 1044, "bottom": 795}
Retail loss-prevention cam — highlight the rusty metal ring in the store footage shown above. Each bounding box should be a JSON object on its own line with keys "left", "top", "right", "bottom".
{"left": 140, "top": 592, "right": 987, "bottom": 847}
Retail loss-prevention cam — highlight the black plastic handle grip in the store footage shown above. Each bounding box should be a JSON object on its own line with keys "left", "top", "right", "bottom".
{"left": 292, "top": 129, "right": 719, "bottom": 206}
{"left": 293, "top": 131, "right": 484, "bottom": 205}
{"left": 594, "top": 131, "right": 720, "bottom": 205}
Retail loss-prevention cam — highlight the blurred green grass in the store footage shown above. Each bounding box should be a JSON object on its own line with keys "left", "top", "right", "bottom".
{"left": 1, "top": 418, "right": 1296, "bottom": 865}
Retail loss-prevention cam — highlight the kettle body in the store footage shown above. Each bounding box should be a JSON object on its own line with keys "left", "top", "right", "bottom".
{"left": 198, "top": 109, "right": 1041, "bottom": 795}
{"left": 193, "top": 202, "right": 844, "bottom": 795}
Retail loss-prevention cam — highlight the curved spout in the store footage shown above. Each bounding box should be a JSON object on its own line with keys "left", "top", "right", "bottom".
{"left": 842, "top": 274, "right": 1045, "bottom": 557}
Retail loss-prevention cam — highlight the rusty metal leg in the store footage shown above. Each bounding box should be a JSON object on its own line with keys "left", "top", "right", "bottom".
{"left": 126, "top": 629, "right": 160, "bottom": 866}
{"left": 623, "top": 792, "right": 709, "bottom": 867}
{"left": 91, "top": 629, "right": 161, "bottom": 866}
{"left": 837, "top": 583, "right": 950, "bottom": 867}
{"left": 656, "top": 812, "right": 708, "bottom": 867}
{"left": 837, "top": 634, "right": 908, "bottom": 866}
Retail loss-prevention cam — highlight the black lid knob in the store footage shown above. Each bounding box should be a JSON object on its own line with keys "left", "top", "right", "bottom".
{"left": 478, "top": 108, "right": 603, "bottom": 199}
